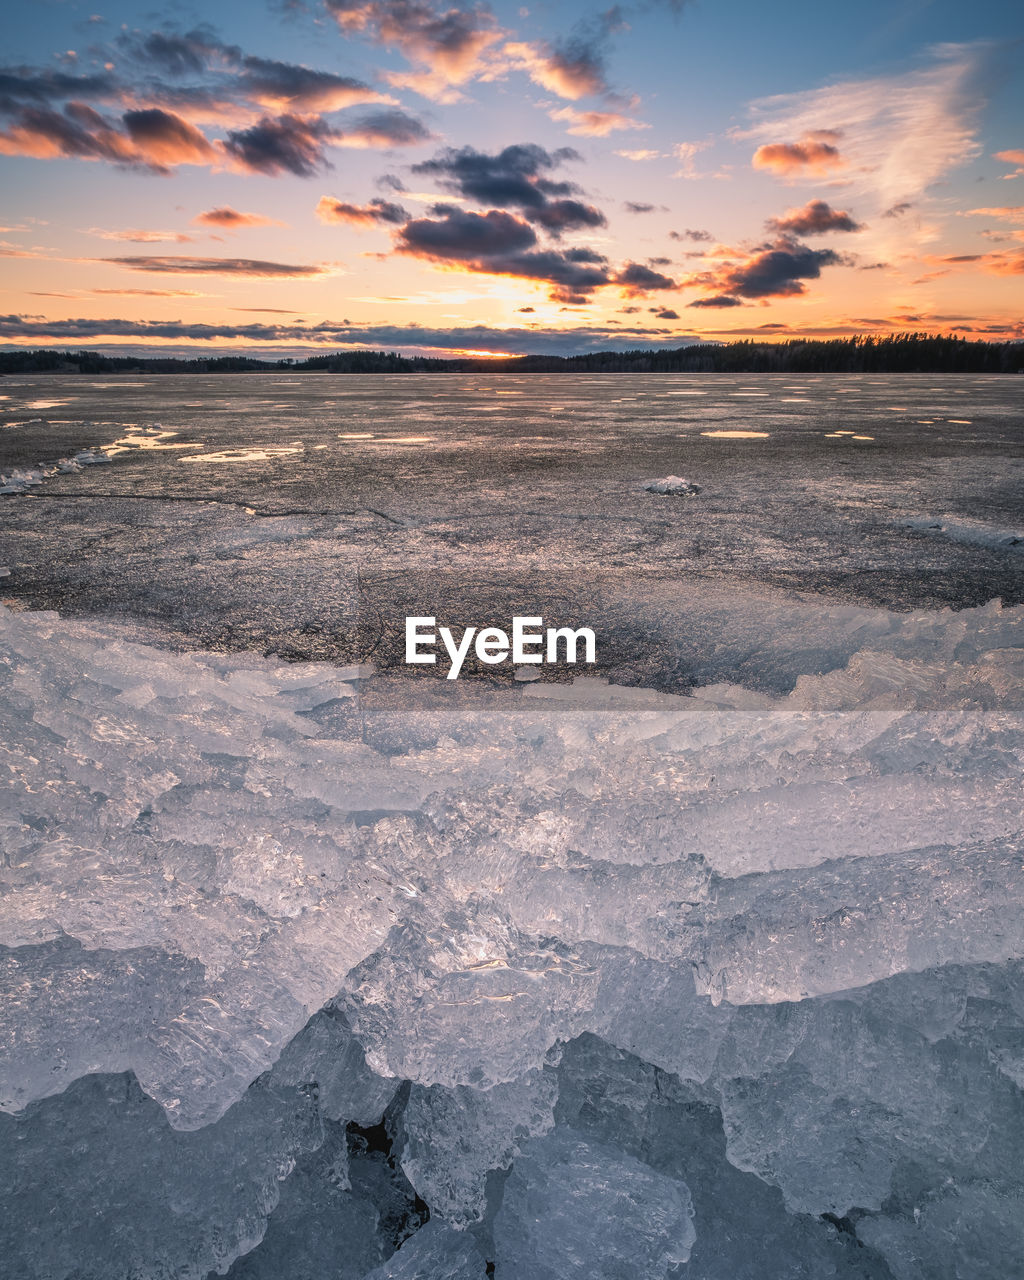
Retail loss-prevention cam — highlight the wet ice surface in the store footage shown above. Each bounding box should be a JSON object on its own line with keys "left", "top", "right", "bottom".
{"left": 1, "top": 373, "right": 1024, "bottom": 1279}
{"left": 0, "top": 372, "right": 1022, "bottom": 676}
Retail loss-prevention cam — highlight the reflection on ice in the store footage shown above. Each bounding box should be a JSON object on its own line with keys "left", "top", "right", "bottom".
{"left": 180, "top": 444, "right": 305, "bottom": 464}
{"left": 106, "top": 426, "right": 194, "bottom": 454}
{"left": 701, "top": 430, "right": 770, "bottom": 439}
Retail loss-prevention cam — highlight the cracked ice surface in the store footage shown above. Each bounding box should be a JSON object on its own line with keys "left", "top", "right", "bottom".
{"left": 2, "top": 597, "right": 1024, "bottom": 1277}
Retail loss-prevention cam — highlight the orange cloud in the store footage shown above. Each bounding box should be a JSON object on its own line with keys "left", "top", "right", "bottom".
{"left": 122, "top": 108, "right": 218, "bottom": 167}
{"left": 0, "top": 105, "right": 138, "bottom": 165}
{"left": 88, "top": 227, "right": 194, "bottom": 243}
{"left": 0, "top": 104, "right": 217, "bottom": 173}
{"left": 963, "top": 206, "right": 1024, "bottom": 221}
{"left": 504, "top": 42, "right": 606, "bottom": 100}
{"left": 975, "top": 253, "right": 1024, "bottom": 276}
{"left": 994, "top": 148, "right": 1024, "bottom": 178}
{"left": 316, "top": 195, "right": 409, "bottom": 227}
{"left": 192, "top": 207, "right": 285, "bottom": 229}
{"left": 238, "top": 63, "right": 394, "bottom": 114}
{"left": 91, "top": 288, "right": 208, "bottom": 297}
{"left": 326, "top": 1, "right": 503, "bottom": 102}
{"left": 0, "top": 242, "right": 50, "bottom": 259}
{"left": 926, "top": 249, "right": 1024, "bottom": 276}
{"left": 752, "top": 131, "right": 845, "bottom": 177}
{"left": 548, "top": 105, "right": 648, "bottom": 138}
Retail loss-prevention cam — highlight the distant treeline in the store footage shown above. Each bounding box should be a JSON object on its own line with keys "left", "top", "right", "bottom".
{"left": 1, "top": 333, "right": 1021, "bottom": 376}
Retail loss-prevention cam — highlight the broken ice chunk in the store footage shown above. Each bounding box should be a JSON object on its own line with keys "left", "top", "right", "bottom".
{"left": 362, "top": 1220, "right": 488, "bottom": 1278}
{"left": 398, "top": 1068, "right": 557, "bottom": 1226}
{"left": 643, "top": 475, "right": 702, "bottom": 495}
{"left": 493, "top": 1129, "right": 695, "bottom": 1279}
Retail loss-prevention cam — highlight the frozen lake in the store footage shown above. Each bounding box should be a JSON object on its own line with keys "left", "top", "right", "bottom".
{"left": 1, "top": 372, "right": 1022, "bottom": 685}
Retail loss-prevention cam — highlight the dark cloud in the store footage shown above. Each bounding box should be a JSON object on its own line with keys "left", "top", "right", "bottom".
{"left": 526, "top": 198, "right": 606, "bottom": 236}
{"left": 410, "top": 143, "right": 603, "bottom": 236}
{"left": 506, "top": 3, "right": 648, "bottom": 105}
{"left": 413, "top": 143, "right": 580, "bottom": 209}
{"left": 317, "top": 195, "right": 409, "bottom": 226}
{"left": 0, "top": 34, "right": 422, "bottom": 175}
{"left": 116, "top": 25, "right": 388, "bottom": 110}
{"left": 521, "top": 7, "right": 624, "bottom": 99}
{"left": 688, "top": 236, "right": 842, "bottom": 300}
{"left": 725, "top": 240, "right": 842, "bottom": 296}
{"left": 122, "top": 108, "right": 217, "bottom": 167}
{"left": 614, "top": 261, "right": 677, "bottom": 295}
{"left": 336, "top": 109, "right": 432, "bottom": 148}
{"left": 116, "top": 27, "right": 236, "bottom": 77}
{"left": 0, "top": 313, "right": 697, "bottom": 356}
{"left": 238, "top": 57, "right": 387, "bottom": 111}
{"left": 396, "top": 206, "right": 538, "bottom": 258}
{"left": 378, "top": 172, "right": 686, "bottom": 299}
{"left": 651, "top": 307, "right": 679, "bottom": 319}
{"left": 0, "top": 66, "right": 117, "bottom": 109}
{"left": 670, "top": 228, "right": 713, "bottom": 242}
{"left": 98, "top": 255, "right": 333, "bottom": 276}
{"left": 884, "top": 202, "right": 913, "bottom": 218}
{"left": 624, "top": 201, "right": 655, "bottom": 213}
{"left": 222, "top": 113, "right": 333, "bottom": 175}
{"left": 0, "top": 102, "right": 215, "bottom": 173}
{"left": 0, "top": 104, "right": 140, "bottom": 166}
{"left": 394, "top": 205, "right": 613, "bottom": 301}
{"left": 768, "top": 199, "right": 863, "bottom": 235}
{"left": 482, "top": 247, "right": 613, "bottom": 304}
{"left": 688, "top": 295, "right": 743, "bottom": 307}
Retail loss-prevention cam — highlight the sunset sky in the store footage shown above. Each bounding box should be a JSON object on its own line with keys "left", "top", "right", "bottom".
{"left": 1, "top": 0, "right": 1022, "bottom": 357}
